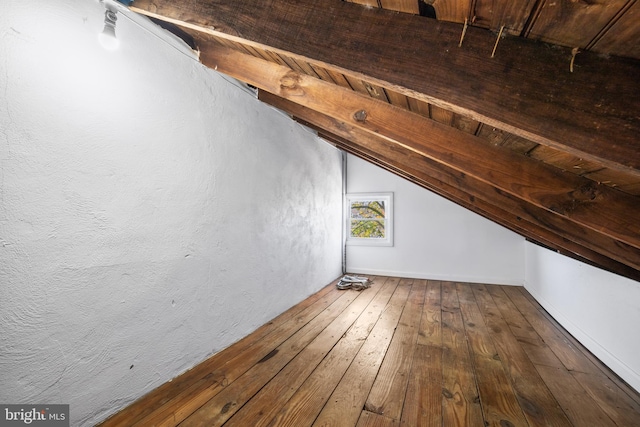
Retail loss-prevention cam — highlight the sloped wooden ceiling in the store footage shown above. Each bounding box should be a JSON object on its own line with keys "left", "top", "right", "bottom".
{"left": 129, "top": 0, "right": 640, "bottom": 281}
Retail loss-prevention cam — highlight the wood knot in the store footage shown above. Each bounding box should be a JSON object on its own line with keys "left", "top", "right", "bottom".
{"left": 550, "top": 182, "right": 600, "bottom": 214}
{"left": 571, "top": 182, "right": 599, "bottom": 202}
{"left": 279, "top": 71, "right": 304, "bottom": 96}
{"left": 353, "top": 109, "right": 368, "bottom": 122}
{"left": 442, "top": 388, "right": 454, "bottom": 399}
{"left": 220, "top": 402, "right": 235, "bottom": 414}
{"left": 280, "top": 75, "right": 299, "bottom": 88}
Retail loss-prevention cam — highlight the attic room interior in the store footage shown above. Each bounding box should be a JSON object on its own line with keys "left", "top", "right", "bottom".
{"left": 1, "top": 0, "right": 639, "bottom": 425}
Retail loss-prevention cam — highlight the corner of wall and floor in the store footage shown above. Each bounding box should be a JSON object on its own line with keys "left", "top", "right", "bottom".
{"left": 0, "top": 1, "right": 343, "bottom": 425}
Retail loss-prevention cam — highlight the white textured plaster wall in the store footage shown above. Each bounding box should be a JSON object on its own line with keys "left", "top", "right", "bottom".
{"left": 0, "top": 1, "right": 343, "bottom": 425}
{"left": 525, "top": 242, "right": 640, "bottom": 392}
{"left": 346, "top": 155, "right": 525, "bottom": 285}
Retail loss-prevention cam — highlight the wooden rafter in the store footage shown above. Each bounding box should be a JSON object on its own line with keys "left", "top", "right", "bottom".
{"left": 127, "top": 0, "right": 640, "bottom": 279}
{"left": 258, "top": 91, "right": 640, "bottom": 281}
{"left": 195, "top": 43, "right": 639, "bottom": 248}
{"left": 131, "top": 0, "right": 640, "bottom": 174}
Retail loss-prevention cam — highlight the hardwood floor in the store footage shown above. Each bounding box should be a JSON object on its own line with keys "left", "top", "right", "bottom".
{"left": 99, "top": 277, "right": 640, "bottom": 427}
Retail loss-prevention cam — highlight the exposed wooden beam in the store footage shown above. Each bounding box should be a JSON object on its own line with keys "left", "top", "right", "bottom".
{"left": 314, "top": 131, "right": 577, "bottom": 250}
{"left": 258, "top": 90, "right": 640, "bottom": 279}
{"left": 192, "top": 43, "right": 639, "bottom": 255}
{"left": 130, "top": 0, "right": 640, "bottom": 174}
{"left": 324, "top": 136, "right": 640, "bottom": 283}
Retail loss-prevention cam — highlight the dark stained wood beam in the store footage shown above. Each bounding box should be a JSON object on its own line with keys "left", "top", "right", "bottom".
{"left": 130, "top": 0, "right": 640, "bottom": 174}
{"left": 329, "top": 138, "right": 640, "bottom": 283}
{"left": 191, "top": 43, "right": 640, "bottom": 254}
{"left": 258, "top": 90, "right": 640, "bottom": 281}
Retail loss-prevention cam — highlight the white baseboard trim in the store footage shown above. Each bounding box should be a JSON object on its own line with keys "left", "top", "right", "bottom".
{"left": 525, "top": 285, "right": 640, "bottom": 393}
{"left": 345, "top": 267, "right": 524, "bottom": 286}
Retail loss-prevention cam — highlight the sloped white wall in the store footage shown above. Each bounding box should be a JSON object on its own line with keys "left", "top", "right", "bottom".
{"left": 346, "top": 154, "right": 525, "bottom": 285}
{"left": 0, "top": 1, "right": 343, "bottom": 425}
{"left": 525, "top": 242, "right": 640, "bottom": 392}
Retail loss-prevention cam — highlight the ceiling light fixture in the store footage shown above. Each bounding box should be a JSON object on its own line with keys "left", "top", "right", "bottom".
{"left": 99, "top": 4, "right": 119, "bottom": 50}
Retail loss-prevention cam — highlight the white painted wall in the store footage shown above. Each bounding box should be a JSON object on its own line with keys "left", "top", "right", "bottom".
{"left": 345, "top": 155, "right": 525, "bottom": 285}
{"left": 0, "top": 1, "right": 343, "bottom": 425}
{"left": 525, "top": 242, "right": 640, "bottom": 392}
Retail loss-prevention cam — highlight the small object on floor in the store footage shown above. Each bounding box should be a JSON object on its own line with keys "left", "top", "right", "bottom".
{"left": 336, "top": 275, "right": 372, "bottom": 291}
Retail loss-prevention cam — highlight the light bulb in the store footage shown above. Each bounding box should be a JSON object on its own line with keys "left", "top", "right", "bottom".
{"left": 99, "top": 9, "right": 119, "bottom": 50}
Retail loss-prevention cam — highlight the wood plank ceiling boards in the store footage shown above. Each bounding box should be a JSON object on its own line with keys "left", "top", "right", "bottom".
{"left": 129, "top": 0, "right": 640, "bottom": 280}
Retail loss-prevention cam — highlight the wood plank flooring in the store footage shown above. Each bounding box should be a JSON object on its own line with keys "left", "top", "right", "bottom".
{"left": 99, "top": 277, "right": 640, "bottom": 427}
